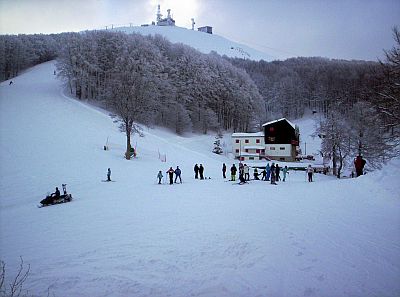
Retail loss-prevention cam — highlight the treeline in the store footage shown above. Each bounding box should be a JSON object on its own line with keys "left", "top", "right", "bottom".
{"left": 228, "top": 56, "right": 380, "bottom": 120}
{"left": 56, "top": 30, "right": 265, "bottom": 137}
{"left": 0, "top": 34, "right": 59, "bottom": 81}
{"left": 228, "top": 31, "right": 399, "bottom": 174}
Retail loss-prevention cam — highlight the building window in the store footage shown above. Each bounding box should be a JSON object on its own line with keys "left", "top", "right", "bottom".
{"left": 245, "top": 149, "right": 248, "bottom": 153}
{"left": 280, "top": 147, "right": 285, "bottom": 150}
{"left": 270, "top": 147, "right": 276, "bottom": 150}
{"left": 259, "top": 157, "right": 263, "bottom": 160}
{"left": 268, "top": 136, "right": 275, "bottom": 142}
{"left": 256, "top": 149, "right": 260, "bottom": 153}
{"left": 280, "top": 157, "right": 285, "bottom": 161}
{"left": 245, "top": 139, "right": 249, "bottom": 143}
{"left": 256, "top": 139, "right": 260, "bottom": 143}
{"left": 261, "top": 149, "right": 265, "bottom": 153}
{"left": 269, "top": 127, "right": 274, "bottom": 132}
{"left": 236, "top": 139, "right": 239, "bottom": 143}
{"left": 236, "top": 149, "right": 239, "bottom": 153}
{"left": 249, "top": 157, "right": 254, "bottom": 160}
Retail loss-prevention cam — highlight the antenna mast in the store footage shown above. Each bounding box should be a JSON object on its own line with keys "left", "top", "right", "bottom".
{"left": 191, "top": 18, "right": 195, "bottom": 30}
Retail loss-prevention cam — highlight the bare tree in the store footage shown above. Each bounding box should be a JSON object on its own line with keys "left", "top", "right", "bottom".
{"left": 0, "top": 257, "right": 30, "bottom": 297}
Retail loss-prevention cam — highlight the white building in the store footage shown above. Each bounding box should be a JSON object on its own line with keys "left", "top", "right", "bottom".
{"left": 232, "top": 118, "right": 299, "bottom": 162}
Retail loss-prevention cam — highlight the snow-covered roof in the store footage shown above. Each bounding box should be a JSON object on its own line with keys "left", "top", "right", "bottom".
{"left": 232, "top": 132, "right": 264, "bottom": 137}
{"left": 262, "top": 118, "right": 295, "bottom": 129}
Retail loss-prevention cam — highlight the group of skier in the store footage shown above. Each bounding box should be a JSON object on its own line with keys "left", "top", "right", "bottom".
{"left": 228, "top": 162, "right": 290, "bottom": 185}
{"left": 160, "top": 166, "right": 182, "bottom": 184}
{"left": 193, "top": 164, "right": 205, "bottom": 179}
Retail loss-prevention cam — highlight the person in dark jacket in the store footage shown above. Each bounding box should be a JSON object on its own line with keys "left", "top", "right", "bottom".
{"left": 199, "top": 164, "right": 204, "bottom": 180}
{"left": 54, "top": 187, "right": 60, "bottom": 199}
{"left": 222, "top": 163, "right": 227, "bottom": 179}
{"left": 253, "top": 167, "right": 259, "bottom": 180}
{"left": 354, "top": 155, "right": 366, "bottom": 177}
{"left": 174, "top": 166, "right": 182, "bottom": 183}
{"left": 261, "top": 169, "right": 267, "bottom": 181}
{"left": 275, "top": 164, "right": 281, "bottom": 181}
{"left": 167, "top": 167, "right": 175, "bottom": 185}
{"left": 194, "top": 164, "right": 199, "bottom": 179}
{"left": 270, "top": 163, "right": 277, "bottom": 185}
{"left": 157, "top": 171, "right": 163, "bottom": 184}
{"left": 231, "top": 164, "right": 237, "bottom": 181}
{"left": 107, "top": 168, "right": 111, "bottom": 181}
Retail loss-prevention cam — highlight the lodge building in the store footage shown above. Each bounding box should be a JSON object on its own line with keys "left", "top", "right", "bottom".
{"left": 232, "top": 118, "right": 299, "bottom": 162}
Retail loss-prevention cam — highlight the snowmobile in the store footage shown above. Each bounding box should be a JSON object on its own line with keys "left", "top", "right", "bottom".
{"left": 38, "top": 184, "right": 72, "bottom": 208}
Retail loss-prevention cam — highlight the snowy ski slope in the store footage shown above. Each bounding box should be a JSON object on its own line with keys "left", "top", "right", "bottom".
{"left": 0, "top": 62, "right": 399, "bottom": 297}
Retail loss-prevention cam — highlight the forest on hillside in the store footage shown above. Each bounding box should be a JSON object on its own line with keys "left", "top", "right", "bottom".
{"left": 0, "top": 28, "right": 398, "bottom": 171}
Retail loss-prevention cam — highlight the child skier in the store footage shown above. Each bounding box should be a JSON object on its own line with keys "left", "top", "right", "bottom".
{"left": 157, "top": 171, "right": 163, "bottom": 184}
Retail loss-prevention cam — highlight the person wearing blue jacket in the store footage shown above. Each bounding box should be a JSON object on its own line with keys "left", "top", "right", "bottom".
{"left": 266, "top": 163, "right": 271, "bottom": 181}
{"left": 174, "top": 166, "right": 182, "bottom": 183}
{"left": 157, "top": 171, "right": 163, "bottom": 184}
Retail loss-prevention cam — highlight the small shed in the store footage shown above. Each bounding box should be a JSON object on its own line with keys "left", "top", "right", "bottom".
{"left": 198, "top": 26, "right": 213, "bottom": 34}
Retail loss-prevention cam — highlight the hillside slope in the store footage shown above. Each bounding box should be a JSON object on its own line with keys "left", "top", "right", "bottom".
{"left": 112, "top": 25, "right": 274, "bottom": 61}
{"left": 0, "top": 62, "right": 399, "bottom": 297}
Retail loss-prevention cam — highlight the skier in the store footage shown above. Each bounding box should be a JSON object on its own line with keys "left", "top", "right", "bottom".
{"left": 354, "top": 155, "right": 366, "bottom": 177}
{"left": 266, "top": 163, "right": 271, "bottom": 181}
{"left": 261, "top": 169, "right": 267, "bottom": 181}
{"left": 307, "top": 165, "right": 313, "bottom": 182}
{"left": 222, "top": 163, "right": 227, "bottom": 179}
{"left": 174, "top": 166, "right": 182, "bottom": 183}
{"left": 239, "top": 172, "right": 247, "bottom": 184}
{"left": 230, "top": 164, "right": 237, "bottom": 181}
{"left": 199, "top": 164, "right": 204, "bottom": 180}
{"left": 107, "top": 168, "right": 111, "bottom": 181}
{"left": 282, "top": 166, "right": 289, "bottom": 182}
{"left": 253, "top": 167, "right": 259, "bottom": 180}
{"left": 244, "top": 164, "right": 250, "bottom": 181}
{"left": 9, "top": 80, "right": 13, "bottom": 85}
{"left": 194, "top": 164, "right": 199, "bottom": 179}
{"left": 275, "top": 164, "right": 281, "bottom": 181}
{"left": 239, "top": 165, "right": 245, "bottom": 183}
{"left": 157, "top": 170, "right": 163, "bottom": 184}
{"left": 167, "top": 167, "right": 175, "bottom": 185}
{"left": 270, "top": 163, "right": 277, "bottom": 185}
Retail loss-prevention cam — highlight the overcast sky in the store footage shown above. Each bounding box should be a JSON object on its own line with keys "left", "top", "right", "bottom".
{"left": 0, "top": 0, "right": 399, "bottom": 61}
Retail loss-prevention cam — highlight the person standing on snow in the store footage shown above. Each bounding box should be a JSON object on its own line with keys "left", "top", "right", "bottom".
{"left": 222, "top": 163, "right": 227, "bottom": 179}
{"left": 107, "top": 168, "right": 111, "bottom": 181}
{"left": 253, "top": 167, "right": 259, "bottom": 180}
{"left": 261, "top": 169, "right": 267, "bottom": 181}
{"left": 231, "top": 164, "right": 237, "bottom": 181}
{"left": 354, "top": 155, "right": 366, "bottom": 177}
{"left": 275, "top": 164, "right": 281, "bottom": 181}
{"left": 266, "top": 163, "right": 271, "bottom": 181}
{"left": 174, "top": 166, "right": 182, "bottom": 183}
{"left": 270, "top": 163, "right": 277, "bottom": 185}
{"left": 194, "top": 164, "right": 199, "bottom": 179}
{"left": 244, "top": 164, "right": 250, "bottom": 181}
{"left": 167, "top": 167, "right": 175, "bottom": 185}
{"left": 282, "top": 166, "right": 289, "bottom": 182}
{"left": 199, "top": 164, "right": 204, "bottom": 180}
{"left": 157, "top": 170, "right": 163, "bottom": 184}
{"left": 307, "top": 165, "right": 314, "bottom": 182}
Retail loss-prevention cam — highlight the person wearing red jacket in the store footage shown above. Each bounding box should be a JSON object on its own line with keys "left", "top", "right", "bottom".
{"left": 354, "top": 155, "right": 366, "bottom": 177}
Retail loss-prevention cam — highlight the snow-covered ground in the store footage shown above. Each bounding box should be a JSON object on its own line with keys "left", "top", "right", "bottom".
{"left": 112, "top": 25, "right": 274, "bottom": 61}
{"left": 0, "top": 62, "right": 399, "bottom": 297}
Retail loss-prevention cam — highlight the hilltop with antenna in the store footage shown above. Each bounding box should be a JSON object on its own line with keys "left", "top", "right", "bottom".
{"left": 109, "top": 5, "right": 274, "bottom": 61}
